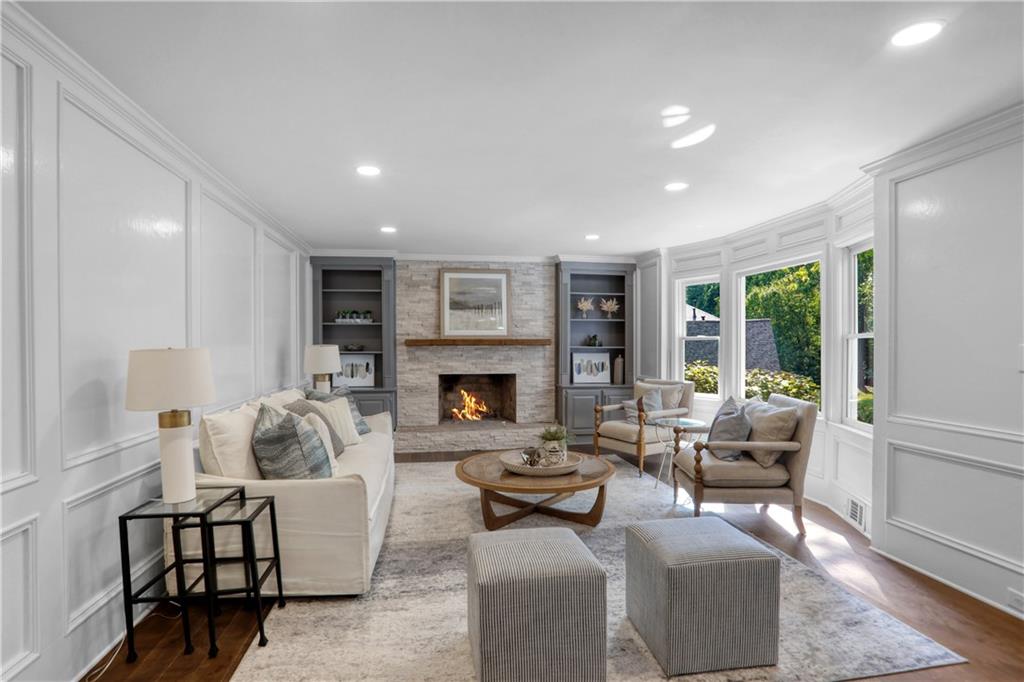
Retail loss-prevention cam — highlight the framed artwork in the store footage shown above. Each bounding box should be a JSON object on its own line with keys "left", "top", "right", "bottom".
{"left": 440, "top": 269, "right": 510, "bottom": 337}
{"left": 336, "top": 353, "right": 375, "bottom": 387}
{"left": 572, "top": 352, "right": 611, "bottom": 384}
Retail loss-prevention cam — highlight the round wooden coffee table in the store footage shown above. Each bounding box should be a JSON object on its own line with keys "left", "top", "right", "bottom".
{"left": 456, "top": 451, "right": 616, "bottom": 530}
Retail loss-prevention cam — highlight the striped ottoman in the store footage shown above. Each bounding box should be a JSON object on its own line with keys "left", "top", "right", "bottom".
{"left": 467, "top": 527, "right": 607, "bottom": 682}
{"left": 625, "top": 517, "right": 780, "bottom": 675}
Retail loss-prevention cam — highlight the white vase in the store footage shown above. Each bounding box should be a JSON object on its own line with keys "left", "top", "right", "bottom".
{"left": 540, "top": 440, "right": 567, "bottom": 466}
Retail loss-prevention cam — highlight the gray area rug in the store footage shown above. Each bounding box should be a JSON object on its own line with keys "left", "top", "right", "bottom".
{"left": 232, "top": 458, "right": 965, "bottom": 681}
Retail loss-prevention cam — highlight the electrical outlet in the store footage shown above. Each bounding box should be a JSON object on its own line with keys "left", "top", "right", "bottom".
{"left": 1008, "top": 587, "right": 1024, "bottom": 613}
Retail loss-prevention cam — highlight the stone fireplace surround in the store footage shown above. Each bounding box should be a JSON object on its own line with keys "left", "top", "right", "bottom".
{"left": 394, "top": 260, "right": 557, "bottom": 454}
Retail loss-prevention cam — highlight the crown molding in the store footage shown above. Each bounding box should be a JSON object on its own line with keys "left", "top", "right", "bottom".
{"left": 2, "top": 2, "right": 312, "bottom": 254}
{"left": 861, "top": 102, "right": 1024, "bottom": 177}
{"left": 556, "top": 254, "right": 637, "bottom": 264}
{"left": 826, "top": 175, "right": 873, "bottom": 212}
{"left": 397, "top": 253, "right": 556, "bottom": 263}
{"left": 311, "top": 248, "right": 400, "bottom": 259}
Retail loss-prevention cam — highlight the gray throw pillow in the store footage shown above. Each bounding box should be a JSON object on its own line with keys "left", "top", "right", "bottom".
{"left": 251, "top": 405, "right": 332, "bottom": 480}
{"left": 285, "top": 399, "right": 345, "bottom": 455}
{"left": 743, "top": 400, "right": 800, "bottom": 467}
{"left": 706, "top": 397, "right": 750, "bottom": 461}
{"left": 623, "top": 391, "right": 663, "bottom": 424}
{"left": 321, "top": 386, "right": 372, "bottom": 435}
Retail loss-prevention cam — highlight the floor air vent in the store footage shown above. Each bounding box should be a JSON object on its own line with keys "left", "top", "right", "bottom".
{"left": 846, "top": 498, "right": 866, "bottom": 532}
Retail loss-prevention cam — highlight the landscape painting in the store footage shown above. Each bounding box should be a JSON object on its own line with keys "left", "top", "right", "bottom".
{"left": 440, "top": 269, "right": 510, "bottom": 337}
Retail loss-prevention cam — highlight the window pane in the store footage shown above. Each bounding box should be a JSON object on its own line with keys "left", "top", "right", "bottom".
{"left": 684, "top": 282, "right": 720, "bottom": 321}
{"left": 857, "top": 249, "right": 873, "bottom": 333}
{"left": 744, "top": 262, "right": 821, "bottom": 405}
{"left": 683, "top": 339, "right": 719, "bottom": 394}
{"left": 856, "top": 337, "right": 874, "bottom": 424}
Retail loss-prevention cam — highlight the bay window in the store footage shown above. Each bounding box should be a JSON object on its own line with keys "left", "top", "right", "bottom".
{"left": 847, "top": 246, "right": 874, "bottom": 425}
{"left": 679, "top": 280, "right": 721, "bottom": 396}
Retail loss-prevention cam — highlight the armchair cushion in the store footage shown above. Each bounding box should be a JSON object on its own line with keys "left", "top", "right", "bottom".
{"left": 744, "top": 400, "right": 800, "bottom": 467}
{"left": 635, "top": 380, "right": 683, "bottom": 410}
{"left": 598, "top": 420, "right": 676, "bottom": 444}
{"left": 674, "top": 447, "right": 790, "bottom": 488}
{"left": 624, "top": 391, "right": 662, "bottom": 424}
{"left": 706, "top": 397, "right": 750, "bottom": 461}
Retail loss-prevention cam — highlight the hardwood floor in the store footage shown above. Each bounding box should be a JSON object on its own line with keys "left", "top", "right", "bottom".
{"left": 88, "top": 451, "right": 1023, "bottom": 681}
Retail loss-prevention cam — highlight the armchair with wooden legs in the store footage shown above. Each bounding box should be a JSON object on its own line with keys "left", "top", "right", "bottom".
{"left": 671, "top": 393, "right": 817, "bottom": 536}
{"left": 593, "top": 378, "right": 695, "bottom": 477}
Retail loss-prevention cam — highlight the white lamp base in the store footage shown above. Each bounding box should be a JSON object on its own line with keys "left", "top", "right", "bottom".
{"left": 313, "top": 373, "right": 332, "bottom": 394}
{"left": 159, "top": 424, "right": 196, "bottom": 503}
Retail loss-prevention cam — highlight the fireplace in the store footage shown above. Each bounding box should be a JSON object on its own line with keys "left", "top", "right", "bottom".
{"left": 438, "top": 373, "right": 517, "bottom": 423}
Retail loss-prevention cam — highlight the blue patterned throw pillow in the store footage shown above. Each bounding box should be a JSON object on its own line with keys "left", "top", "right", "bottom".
{"left": 251, "top": 405, "right": 332, "bottom": 480}
{"left": 328, "top": 387, "right": 372, "bottom": 435}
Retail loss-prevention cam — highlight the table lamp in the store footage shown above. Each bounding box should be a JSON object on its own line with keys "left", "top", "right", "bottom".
{"left": 126, "top": 348, "right": 215, "bottom": 503}
{"left": 305, "top": 344, "right": 341, "bottom": 393}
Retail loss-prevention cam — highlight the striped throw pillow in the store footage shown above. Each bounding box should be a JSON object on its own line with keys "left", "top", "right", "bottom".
{"left": 251, "top": 405, "right": 332, "bottom": 480}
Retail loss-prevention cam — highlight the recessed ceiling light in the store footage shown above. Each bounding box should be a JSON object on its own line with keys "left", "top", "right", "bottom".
{"left": 380, "top": 226, "right": 397, "bottom": 233}
{"left": 891, "top": 21, "right": 945, "bottom": 47}
{"left": 585, "top": 234, "right": 600, "bottom": 241}
{"left": 665, "top": 182, "right": 690, "bottom": 192}
{"left": 356, "top": 165, "right": 381, "bottom": 176}
{"left": 660, "top": 105, "right": 690, "bottom": 118}
{"left": 671, "top": 124, "right": 717, "bottom": 149}
{"left": 662, "top": 114, "right": 691, "bottom": 129}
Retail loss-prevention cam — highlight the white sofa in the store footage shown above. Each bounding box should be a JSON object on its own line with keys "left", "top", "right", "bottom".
{"left": 164, "top": 389, "right": 395, "bottom": 596}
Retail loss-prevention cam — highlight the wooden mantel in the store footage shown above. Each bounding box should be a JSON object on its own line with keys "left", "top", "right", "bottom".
{"left": 404, "top": 337, "right": 552, "bottom": 347}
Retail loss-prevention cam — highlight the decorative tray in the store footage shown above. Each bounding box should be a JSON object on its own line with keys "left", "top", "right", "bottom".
{"left": 499, "top": 451, "right": 582, "bottom": 477}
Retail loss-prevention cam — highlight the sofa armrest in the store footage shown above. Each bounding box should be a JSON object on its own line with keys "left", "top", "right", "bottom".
{"left": 646, "top": 407, "right": 690, "bottom": 419}
{"left": 697, "top": 440, "right": 801, "bottom": 452}
{"left": 597, "top": 403, "right": 626, "bottom": 414}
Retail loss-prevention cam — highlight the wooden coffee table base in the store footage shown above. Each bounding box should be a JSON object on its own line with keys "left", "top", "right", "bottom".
{"left": 479, "top": 486, "right": 607, "bottom": 530}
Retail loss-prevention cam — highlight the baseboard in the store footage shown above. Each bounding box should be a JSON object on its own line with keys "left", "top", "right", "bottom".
{"left": 74, "top": 603, "right": 157, "bottom": 682}
{"left": 870, "top": 546, "right": 1024, "bottom": 620}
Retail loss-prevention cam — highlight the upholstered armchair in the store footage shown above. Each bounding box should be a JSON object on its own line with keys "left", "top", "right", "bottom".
{"left": 671, "top": 394, "right": 817, "bottom": 536}
{"left": 593, "top": 378, "right": 696, "bottom": 477}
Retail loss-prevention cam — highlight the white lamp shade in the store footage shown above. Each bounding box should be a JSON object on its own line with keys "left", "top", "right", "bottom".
{"left": 304, "top": 345, "right": 342, "bottom": 374}
{"left": 125, "top": 348, "right": 216, "bottom": 411}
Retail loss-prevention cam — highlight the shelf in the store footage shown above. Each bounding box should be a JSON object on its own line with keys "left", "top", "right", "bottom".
{"left": 339, "top": 350, "right": 383, "bottom": 354}
{"left": 405, "top": 337, "right": 552, "bottom": 347}
{"left": 571, "top": 318, "right": 625, "bottom": 322}
{"left": 570, "top": 291, "right": 626, "bottom": 297}
{"left": 323, "top": 322, "right": 382, "bottom": 326}
{"left": 323, "top": 289, "right": 382, "bottom": 293}
{"left": 570, "top": 346, "right": 625, "bottom": 350}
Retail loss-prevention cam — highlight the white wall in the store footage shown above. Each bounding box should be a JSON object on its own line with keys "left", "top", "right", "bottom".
{"left": 636, "top": 249, "right": 665, "bottom": 379}
{"left": 0, "top": 6, "right": 310, "bottom": 680}
{"left": 866, "top": 104, "right": 1023, "bottom": 616}
{"left": 661, "top": 179, "right": 875, "bottom": 534}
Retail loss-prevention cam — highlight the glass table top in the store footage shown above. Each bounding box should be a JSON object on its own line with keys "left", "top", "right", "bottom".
{"left": 122, "top": 486, "right": 243, "bottom": 519}
{"left": 651, "top": 417, "right": 707, "bottom": 429}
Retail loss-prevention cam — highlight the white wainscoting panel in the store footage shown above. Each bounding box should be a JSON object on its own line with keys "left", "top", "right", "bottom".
{"left": 833, "top": 434, "right": 872, "bottom": 501}
{"left": 891, "top": 141, "right": 1023, "bottom": 438}
{"left": 638, "top": 257, "right": 661, "bottom": 378}
{"left": 2, "top": 50, "right": 34, "bottom": 490}
{"left": 887, "top": 442, "right": 1023, "bottom": 572}
{"left": 200, "top": 193, "right": 255, "bottom": 409}
{"left": 62, "top": 462, "right": 163, "bottom": 633}
{"left": 1, "top": 516, "right": 39, "bottom": 678}
{"left": 58, "top": 95, "right": 188, "bottom": 467}
{"left": 261, "top": 235, "right": 294, "bottom": 392}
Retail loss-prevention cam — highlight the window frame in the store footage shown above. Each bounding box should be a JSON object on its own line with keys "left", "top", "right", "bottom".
{"left": 675, "top": 277, "right": 722, "bottom": 399}
{"left": 843, "top": 241, "right": 874, "bottom": 430}
{"left": 737, "top": 255, "right": 825, "bottom": 410}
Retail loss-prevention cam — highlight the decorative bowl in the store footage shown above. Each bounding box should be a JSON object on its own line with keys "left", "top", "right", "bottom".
{"left": 343, "top": 344, "right": 365, "bottom": 351}
{"left": 499, "top": 451, "right": 582, "bottom": 477}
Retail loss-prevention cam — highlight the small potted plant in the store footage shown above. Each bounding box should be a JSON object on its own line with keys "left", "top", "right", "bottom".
{"left": 362, "top": 309, "right": 373, "bottom": 322}
{"left": 538, "top": 425, "right": 569, "bottom": 465}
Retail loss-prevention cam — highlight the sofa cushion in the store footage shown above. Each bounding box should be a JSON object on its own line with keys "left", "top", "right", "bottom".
{"left": 744, "top": 400, "right": 800, "bottom": 467}
{"left": 245, "top": 388, "right": 305, "bottom": 411}
{"left": 636, "top": 380, "right": 684, "bottom": 410}
{"left": 251, "top": 405, "right": 332, "bottom": 480}
{"left": 674, "top": 446, "right": 790, "bottom": 488}
{"left": 199, "top": 406, "right": 262, "bottom": 480}
{"left": 706, "top": 397, "right": 750, "bottom": 461}
{"left": 284, "top": 399, "right": 346, "bottom": 455}
{"left": 302, "top": 412, "right": 339, "bottom": 476}
{"left": 598, "top": 420, "right": 676, "bottom": 444}
{"left": 333, "top": 431, "right": 393, "bottom": 516}
{"left": 303, "top": 397, "right": 362, "bottom": 446}
{"left": 328, "top": 387, "right": 372, "bottom": 435}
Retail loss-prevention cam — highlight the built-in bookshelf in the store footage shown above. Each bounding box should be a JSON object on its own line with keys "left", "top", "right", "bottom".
{"left": 311, "top": 256, "right": 397, "bottom": 421}
{"left": 556, "top": 261, "right": 636, "bottom": 438}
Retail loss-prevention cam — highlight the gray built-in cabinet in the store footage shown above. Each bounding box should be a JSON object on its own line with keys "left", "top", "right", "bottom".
{"left": 311, "top": 256, "right": 398, "bottom": 423}
{"left": 556, "top": 261, "right": 636, "bottom": 439}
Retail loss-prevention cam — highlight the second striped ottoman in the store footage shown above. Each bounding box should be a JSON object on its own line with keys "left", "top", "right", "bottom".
{"left": 625, "top": 517, "right": 780, "bottom": 676}
{"left": 467, "top": 527, "right": 607, "bottom": 682}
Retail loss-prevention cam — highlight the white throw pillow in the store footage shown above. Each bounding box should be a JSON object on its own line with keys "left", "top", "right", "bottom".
{"left": 198, "top": 407, "right": 263, "bottom": 480}
{"left": 305, "top": 397, "right": 363, "bottom": 447}
{"left": 302, "top": 412, "right": 339, "bottom": 476}
{"left": 635, "top": 381, "right": 683, "bottom": 410}
{"left": 245, "top": 388, "right": 306, "bottom": 411}
{"left": 744, "top": 400, "right": 800, "bottom": 467}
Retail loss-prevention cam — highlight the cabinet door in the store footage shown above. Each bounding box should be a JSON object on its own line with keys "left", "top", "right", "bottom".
{"left": 355, "top": 396, "right": 388, "bottom": 416}
{"left": 602, "top": 387, "right": 633, "bottom": 405}
{"left": 564, "top": 390, "right": 601, "bottom": 435}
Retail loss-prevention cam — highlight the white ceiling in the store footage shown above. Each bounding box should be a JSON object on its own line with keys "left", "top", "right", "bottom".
{"left": 21, "top": 1, "right": 1024, "bottom": 257}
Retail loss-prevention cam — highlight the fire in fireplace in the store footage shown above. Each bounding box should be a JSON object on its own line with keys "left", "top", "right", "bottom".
{"left": 438, "top": 373, "right": 516, "bottom": 423}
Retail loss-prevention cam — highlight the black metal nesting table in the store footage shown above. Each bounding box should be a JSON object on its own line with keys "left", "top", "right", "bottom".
{"left": 118, "top": 486, "right": 285, "bottom": 661}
